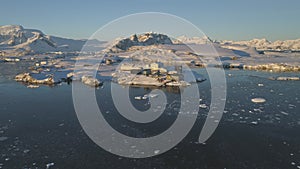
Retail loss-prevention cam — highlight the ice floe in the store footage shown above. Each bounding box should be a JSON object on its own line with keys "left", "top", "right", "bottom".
{"left": 251, "top": 98, "right": 266, "bottom": 103}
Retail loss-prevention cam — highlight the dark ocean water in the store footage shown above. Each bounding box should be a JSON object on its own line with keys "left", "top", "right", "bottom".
{"left": 0, "top": 61, "right": 299, "bottom": 169}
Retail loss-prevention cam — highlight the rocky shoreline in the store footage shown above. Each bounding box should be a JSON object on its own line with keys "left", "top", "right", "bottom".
{"left": 3, "top": 32, "right": 298, "bottom": 88}
{"left": 15, "top": 73, "right": 55, "bottom": 85}
{"left": 222, "top": 63, "right": 300, "bottom": 72}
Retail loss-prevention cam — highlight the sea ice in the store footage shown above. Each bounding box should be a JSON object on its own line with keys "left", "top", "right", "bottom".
{"left": 199, "top": 104, "right": 207, "bottom": 109}
{"left": 23, "top": 149, "right": 30, "bottom": 154}
{"left": 0, "top": 137, "right": 8, "bottom": 141}
{"left": 280, "top": 111, "right": 289, "bottom": 116}
{"left": 46, "top": 162, "right": 54, "bottom": 169}
{"left": 251, "top": 98, "right": 266, "bottom": 103}
{"left": 27, "top": 85, "right": 39, "bottom": 88}
{"left": 250, "top": 121, "right": 258, "bottom": 125}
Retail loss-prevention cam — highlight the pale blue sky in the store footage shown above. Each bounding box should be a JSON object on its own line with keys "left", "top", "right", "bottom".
{"left": 1, "top": 0, "right": 299, "bottom": 41}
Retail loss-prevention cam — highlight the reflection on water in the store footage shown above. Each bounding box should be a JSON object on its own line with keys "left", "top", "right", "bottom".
{"left": 0, "top": 62, "right": 300, "bottom": 169}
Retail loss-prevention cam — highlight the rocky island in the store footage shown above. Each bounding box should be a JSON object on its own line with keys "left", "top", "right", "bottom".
{"left": 0, "top": 25, "right": 299, "bottom": 88}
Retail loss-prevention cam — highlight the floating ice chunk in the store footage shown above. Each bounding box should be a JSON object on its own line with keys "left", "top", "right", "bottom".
{"left": 46, "top": 162, "right": 55, "bottom": 169}
{"left": 199, "top": 104, "right": 207, "bottom": 109}
{"left": 0, "top": 137, "right": 8, "bottom": 141}
{"left": 27, "top": 85, "right": 39, "bottom": 88}
{"left": 134, "top": 96, "right": 142, "bottom": 100}
{"left": 280, "top": 111, "right": 289, "bottom": 116}
{"left": 134, "top": 95, "right": 148, "bottom": 100}
{"left": 291, "top": 162, "right": 296, "bottom": 165}
{"left": 253, "top": 108, "right": 263, "bottom": 113}
{"left": 251, "top": 98, "right": 266, "bottom": 103}
{"left": 23, "top": 149, "right": 30, "bottom": 154}
{"left": 145, "top": 94, "right": 158, "bottom": 98}
{"left": 250, "top": 121, "right": 258, "bottom": 125}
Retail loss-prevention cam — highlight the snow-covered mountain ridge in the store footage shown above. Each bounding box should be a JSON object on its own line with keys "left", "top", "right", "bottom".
{"left": 0, "top": 25, "right": 103, "bottom": 56}
{"left": 174, "top": 35, "right": 300, "bottom": 51}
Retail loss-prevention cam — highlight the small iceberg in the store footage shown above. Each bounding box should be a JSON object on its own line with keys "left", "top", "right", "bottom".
{"left": 250, "top": 121, "right": 258, "bottom": 125}
{"left": 27, "top": 85, "right": 39, "bottom": 88}
{"left": 15, "top": 73, "right": 55, "bottom": 85}
{"left": 81, "top": 76, "right": 103, "bottom": 87}
{"left": 134, "top": 95, "right": 149, "bottom": 100}
{"left": 196, "top": 77, "right": 206, "bottom": 82}
{"left": 251, "top": 98, "right": 266, "bottom": 103}
{"left": 134, "top": 96, "right": 142, "bottom": 100}
{"left": 46, "top": 162, "right": 55, "bottom": 169}
{"left": 199, "top": 104, "right": 208, "bottom": 109}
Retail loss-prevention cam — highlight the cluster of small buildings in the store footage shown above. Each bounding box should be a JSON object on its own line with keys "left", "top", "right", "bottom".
{"left": 121, "top": 62, "right": 183, "bottom": 79}
{"left": 115, "top": 62, "right": 190, "bottom": 87}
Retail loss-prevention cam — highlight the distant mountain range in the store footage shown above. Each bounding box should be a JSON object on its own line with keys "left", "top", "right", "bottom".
{"left": 174, "top": 36, "right": 214, "bottom": 44}
{"left": 0, "top": 25, "right": 104, "bottom": 56}
{"left": 1, "top": 25, "right": 299, "bottom": 57}
{"left": 177, "top": 36, "right": 300, "bottom": 51}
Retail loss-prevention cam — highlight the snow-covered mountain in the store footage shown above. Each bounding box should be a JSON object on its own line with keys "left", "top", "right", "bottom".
{"left": 220, "top": 38, "right": 300, "bottom": 51}
{"left": 2, "top": 25, "right": 299, "bottom": 57}
{"left": 175, "top": 35, "right": 300, "bottom": 51}
{"left": 107, "top": 32, "right": 173, "bottom": 52}
{"left": 174, "top": 35, "right": 213, "bottom": 44}
{"left": 0, "top": 25, "right": 103, "bottom": 56}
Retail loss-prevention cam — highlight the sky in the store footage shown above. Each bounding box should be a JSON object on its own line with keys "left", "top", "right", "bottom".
{"left": 1, "top": 0, "right": 300, "bottom": 41}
